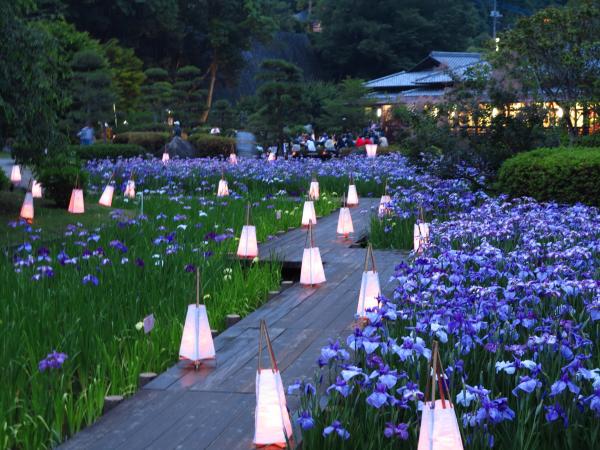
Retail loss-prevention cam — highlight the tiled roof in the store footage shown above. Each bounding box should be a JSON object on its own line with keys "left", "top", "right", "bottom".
{"left": 364, "top": 71, "right": 433, "bottom": 89}
{"left": 400, "top": 88, "right": 447, "bottom": 97}
{"left": 428, "top": 52, "right": 482, "bottom": 72}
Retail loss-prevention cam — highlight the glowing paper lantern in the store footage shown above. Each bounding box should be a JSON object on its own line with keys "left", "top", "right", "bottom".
{"left": 179, "top": 269, "right": 216, "bottom": 366}
{"left": 365, "top": 143, "right": 378, "bottom": 158}
{"left": 356, "top": 244, "right": 381, "bottom": 318}
{"left": 300, "top": 222, "right": 325, "bottom": 286}
{"left": 162, "top": 151, "right": 170, "bottom": 163}
{"left": 20, "top": 192, "right": 34, "bottom": 221}
{"left": 337, "top": 197, "right": 354, "bottom": 237}
{"left": 217, "top": 179, "right": 229, "bottom": 197}
{"left": 301, "top": 200, "right": 317, "bottom": 227}
{"left": 10, "top": 165, "right": 21, "bottom": 185}
{"left": 347, "top": 184, "right": 359, "bottom": 206}
{"left": 124, "top": 179, "right": 136, "bottom": 199}
{"left": 31, "top": 180, "right": 43, "bottom": 198}
{"left": 237, "top": 204, "right": 258, "bottom": 259}
{"left": 309, "top": 178, "right": 319, "bottom": 200}
{"left": 378, "top": 194, "right": 392, "bottom": 217}
{"left": 68, "top": 189, "right": 85, "bottom": 214}
{"left": 268, "top": 152, "right": 276, "bottom": 161}
{"left": 254, "top": 320, "right": 293, "bottom": 447}
{"left": 98, "top": 184, "right": 115, "bottom": 207}
{"left": 417, "top": 341, "right": 464, "bottom": 450}
{"left": 229, "top": 153, "right": 238, "bottom": 164}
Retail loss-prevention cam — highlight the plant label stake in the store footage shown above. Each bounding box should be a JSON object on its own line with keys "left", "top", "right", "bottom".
{"left": 253, "top": 320, "right": 293, "bottom": 448}
{"left": 356, "top": 243, "right": 381, "bottom": 318}
{"left": 179, "top": 268, "right": 216, "bottom": 369}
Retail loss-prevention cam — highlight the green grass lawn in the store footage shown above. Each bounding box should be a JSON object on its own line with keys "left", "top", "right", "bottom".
{"left": 0, "top": 151, "right": 11, "bottom": 159}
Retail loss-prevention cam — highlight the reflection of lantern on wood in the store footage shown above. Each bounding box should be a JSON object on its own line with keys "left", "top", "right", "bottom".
{"left": 337, "top": 194, "right": 354, "bottom": 237}
{"left": 179, "top": 269, "right": 216, "bottom": 368}
{"left": 347, "top": 174, "right": 359, "bottom": 206}
{"left": 99, "top": 184, "right": 115, "bottom": 207}
{"left": 68, "top": 189, "right": 85, "bottom": 214}
{"left": 309, "top": 176, "right": 319, "bottom": 200}
{"left": 356, "top": 244, "right": 381, "bottom": 318}
{"left": 10, "top": 165, "right": 21, "bottom": 185}
{"left": 365, "top": 144, "right": 378, "bottom": 158}
{"left": 124, "top": 179, "right": 136, "bottom": 199}
{"left": 301, "top": 200, "right": 317, "bottom": 227}
{"left": 254, "top": 320, "right": 293, "bottom": 447}
{"left": 237, "top": 203, "right": 258, "bottom": 259}
{"left": 418, "top": 341, "right": 464, "bottom": 450}
{"left": 229, "top": 153, "right": 238, "bottom": 165}
{"left": 217, "top": 176, "right": 229, "bottom": 197}
{"left": 413, "top": 207, "right": 430, "bottom": 253}
{"left": 300, "top": 221, "right": 326, "bottom": 286}
{"left": 20, "top": 191, "right": 34, "bottom": 222}
{"left": 31, "top": 180, "right": 43, "bottom": 198}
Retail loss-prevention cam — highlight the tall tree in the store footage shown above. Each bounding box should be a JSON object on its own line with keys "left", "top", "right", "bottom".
{"left": 493, "top": 0, "right": 600, "bottom": 138}
{"left": 172, "top": 66, "right": 206, "bottom": 126}
{"left": 103, "top": 39, "right": 146, "bottom": 113}
{"left": 317, "top": 78, "right": 369, "bottom": 133}
{"left": 140, "top": 68, "right": 174, "bottom": 123}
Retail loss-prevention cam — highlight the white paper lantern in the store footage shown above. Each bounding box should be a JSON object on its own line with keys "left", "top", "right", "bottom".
{"left": 20, "top": 192, "right": 34, "bottom": 221}
{"left": 179, "top": 304, "right": 216, "bottom": 362}
{"left": 237, "top": 225, "right": 258, "bottom": 259}
{"left": 413, "top": 222, "right": 430, "bottom": 253}
{"left": 378, "top": 194, "right": 392, "bottom": 217}
{"left": 300, "top": 245, "right": 326, "bottom": 286}
{"left": 31, "top": 180, "right": 43, "bottom": 198}
{"left": 162, "top": 152, "right": 170, "bottom": 163}
{"left": 309, "top": 180, "right": 319, "bottom": 200}
{"left": 68, "top": 189, "right": 85, "bottom": 214}
{"left": 229, "top": 153, "right": 238, "bottom": 164}
{"left": 347, "top": 184, "right": 359, "bottom": 206}
{"left": 217, "top": 179, "right": 229, "bottom": 197}
{"left": 337, "top": 207, "right": 354, "bottom": 237}
{"left": 365, "top": 143, "right": 378, "bottom": 158}
{"left": 254, "top": 321, "right": 293, "bottom": 447}
{"left": 268, "top": 152, "right": 276, "bottom": 161}
{"left": 10, "top": 165, "right": 21, "bottom": 185}
{"left": 98, "top": 184, "right": 115, "bottom": 207}
{"left": 124, "top": 180, "right": 136, "bottom": 199}
{"left": 357, "top": 271, "right": 381, "bottom": 317}
{"left": 301, "top": 201, "right": 317, "bottom": 227}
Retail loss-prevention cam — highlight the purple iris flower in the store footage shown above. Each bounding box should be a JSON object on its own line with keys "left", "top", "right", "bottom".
{"left": 39, "top": 350, "right": 68, "bottom": 372}
{"left": 383, "top": 422, "right": 409, "bottom": 440}
{"left": 82, "top": 274, "right": 99, "bottom": 286}
{"left": 323, "top": 420, "right": 350, "bottom": 440}
{"left": 296, "top": 411, "right": 315, "bottom": 430}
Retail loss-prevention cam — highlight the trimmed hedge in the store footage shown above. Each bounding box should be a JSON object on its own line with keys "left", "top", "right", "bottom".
{"left": 497, "top": 146, "right": 600, "bottom": 206}
{"left": 70, "top": 144, "right": 146, "bottom": 160}
{"left": 113, "top": 131, "right": 170, "bottom": 154}
{"left": 37, "top": 154, "right": 88, "bottom": 207}
{"left": 188, "top": 134, "right": 236, "bottom": 157}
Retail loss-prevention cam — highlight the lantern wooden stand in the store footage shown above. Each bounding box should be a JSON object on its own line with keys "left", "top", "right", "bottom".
{"left": 356, "top": 244, "right": 381, "bottom": 318}
{"left": 229, "top": 153, "right": 238, "bottom": 165}
{"left": 378, "top": 183, "right": 391, "bottom": 217}
{"left": 300, "top": 221, "right": 326, "bottom": 286}
{"left": 301, "top": 200, "right": 317, "bottom": 227}
{"left": 413, "top": 206, "right": 430, "bottom": 253}
{"left": 179, "top": 268, "right": 216, "bottom": 369}
{"left": 347, "top": 174, "right": 359, "bottom": 207}
{"left": 237, "top": 203, "right": 259, "bottom": 259}
{"left": 10, "top": 165, "right": 21, "bottom": 185}
{"left": 217, "top": 171, "right": 229, "bottom": 197}
{"left": 99, "top": 173, "right": 115, "bottom": 207}
{"left": 253, "top": 320, "right": 293, "bottom": 448}
{"left": 31, "top": 180, "right": 43, "bottom": 198}
{"left": 68, "top": 175, "right": 85, "bottom": 214}
{"left": 365, "top": 143, "right": 378, "bottom": 158}
{"left": 418, "top": 341, "right": 464, "bottom": 450}
{"left": 20, "top": 181, "right": 34, "bottom": 222}
{"left": 308, "top": 175, "right": 319, "bottom": 200}
{"left": 337, "top": 194, "right": 354, "bottom": 238}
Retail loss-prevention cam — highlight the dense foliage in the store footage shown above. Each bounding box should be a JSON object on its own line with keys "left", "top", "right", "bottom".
{"left": 69, "top": 144, "right": 147, "bottom": 161}
{"left": 113, "top": 131, "right": 170, "bottom": 153}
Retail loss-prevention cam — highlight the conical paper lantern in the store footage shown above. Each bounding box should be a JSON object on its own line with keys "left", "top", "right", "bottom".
{"left": 217, "top": 179, "right": 229, "bottom": 197}
{"left": 301, "top": 201, "right": 317, "bottom": 227}
{"left": 124, "top": 179, "right": 136, "bottom": 199}
{"left": 414, "top": 222, "right": 430, "bottom": 253}
{"left": 268, "top": 152, "right": 276, "bottom": 161}
{"left": 309, "top": 179, "right": 319, "bottom": 200}
{"left": 31, "top": 180, "right": 43, "bottom": 198}
{"left": 417, "top": 341, "right": 464, "bottom": 450}
{"left": 378, "top": 194, "right": 392, "bottom": 217}
{"left": 237, "top": 204, "right": 258, "bottom": 259}
{"left": 20, "top": 192, "right": 34, "bottom": 221}
{"left": 162, "top": 151, "right": 170, "bottom": 163}
{"left": 254, "top": 320, "right": 293, "bottom": 447}
{"left": 68, "top": 189, "right": 85, "bottom": 214}
{"left": 347, "top": 184, "right": 359, "bottom": 206}
{"left": 98, "top": 184, "right": 115, "bottom": 207}
{"left": 337, "top": 207, "right": 353, "bottom": 237}
{"left": 356, "top": 244, "right": 381, "bottom": 318}
{"left": 10, "top": 165, "right": 21, "bottom": 185}
{"left": 229, "top": 153, "right": 238, "bottom": 164}
{"left": 179, "top": 270, "right": 216, "bottom": 365}
{"left": 300, "top": 222, "right": 325, "bottom": 286}
{"left": 365, "top": 143, "right": 378, "bottom": 158}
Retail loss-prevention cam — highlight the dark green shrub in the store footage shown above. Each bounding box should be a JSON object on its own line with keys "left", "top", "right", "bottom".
{"left": 113, "top": 131, "right": 169, "bottom": 153}
{"left": 69, "top": 144, "right": 146, "bottom": 160}
{"left": 0, "top": 168, "right": 9, "bottom": 190}
{"left": 497, "top": 147, "right": 600, "bottom": 206}
{"left": 36, "top": 153, "right": 88, "bottom": 207}
{"left": 188, "top": 134, "right": 236, "bottom": 157}
{"left": 115, "top": 122, "right": 171, "bottom": 133}
{"left": 573, "top": 133, "right": 600, "bottom": 148}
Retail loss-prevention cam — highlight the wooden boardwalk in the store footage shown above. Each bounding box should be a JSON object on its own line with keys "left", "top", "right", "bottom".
{"left": 59, "top": 197, "right": 406, "bottom": 450}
